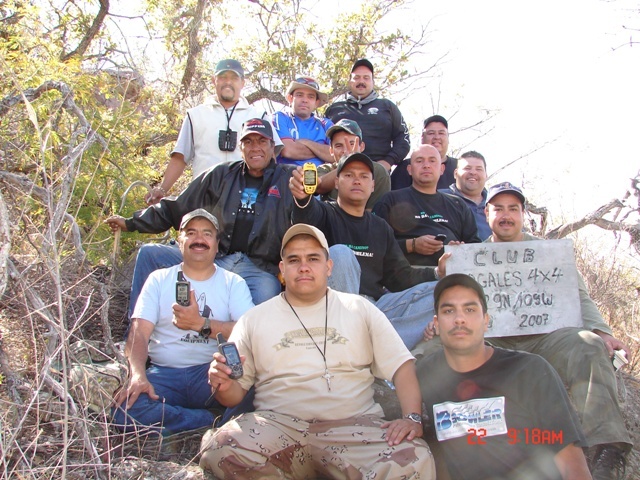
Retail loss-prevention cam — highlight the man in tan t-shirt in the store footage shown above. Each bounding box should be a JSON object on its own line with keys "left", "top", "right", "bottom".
{"left": 200, "top": 224, "right": 435, "bottom": 479}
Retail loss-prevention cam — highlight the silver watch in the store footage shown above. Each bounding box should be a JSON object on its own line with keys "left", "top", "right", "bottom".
{"left": 404, "top": 413, "right": 422, "bottom": 424}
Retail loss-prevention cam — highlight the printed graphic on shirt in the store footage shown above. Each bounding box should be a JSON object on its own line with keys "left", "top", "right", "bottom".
{"left": 273, "top": 327, "right": 348, "bottom": 351}
{"left": 434, "top": 396, "right": 507, "bottom": 442}
{"left": 346, "top": 243, "right": 373, "bottom": 258}
{"left": 239, "top": 186, "right": 259, "bottom": 214}
{"left": 179, "top": 290, "right": 212, "bottom": 345}
{"left": 416, "top": 211, "right": 448, "bottom": 223}
{"left": 267, "top": 185, "right": 281, "bottom": 198}
{"left": 367, "top": 108, "right": 379, "bottom": 115}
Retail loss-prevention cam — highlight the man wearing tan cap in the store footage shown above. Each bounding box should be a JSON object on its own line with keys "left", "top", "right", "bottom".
{"left": 273, "top": 76, "right": 335, "bottom": 166}
{"left": 112, "top": 209, "right": 253, "bottom": 436}
{"left": 201, "top": 224, "right": 435, "bottom": 479}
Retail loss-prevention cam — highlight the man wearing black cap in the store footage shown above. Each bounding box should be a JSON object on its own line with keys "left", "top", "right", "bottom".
{"left": 145, "top": 59, "right": 283, "bottom": 205}
{"left": 391, "top": 114, "right": 457, "bottom": 191}
{"left": 106, "top": 118, "right": 295, "bottom": 316}
{"left": 289, "top": 152, "right": 440, "bottom": 350}
{"left": 272, "top": 76, "right": 334, "bottom": 166}
{"left": 317, "top": 118, "right": 390, "bottom": 210}
{"left": 112, "top": 209, "right": 254, "bottom": 436}
{"left": 416, "top": 274, "right": 591, "bottom": 480}
{"left": 325, "top": 58, "right": 410, "bottom": 175}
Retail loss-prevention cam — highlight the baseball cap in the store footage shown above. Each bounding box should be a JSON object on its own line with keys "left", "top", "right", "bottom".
{"left": 215, "top": 59, "right": 244, "bottom": 78}
{"left": 351, "top": 58, "right": 374, "bottom": 74}
{"left": 326, "top": 119, "right": 363, "bottom": 141}
{"left": 486, "top": 182, "right": 526, "bottom": 205}
{"left": 179, "top": 208, "right": 220, "bottom": 231}
{"left": 239, "top": 118, "right": 275, "bottom": 142}
{"left": 336, "top": 152, "right": 375, "bottom": 179}
{"left": 286, "top": 76, "right": 328, "bottom": 107}
{"left": 434, "top": 273, "right": 488, "bottom": 313}
{"left": 281, "top": 224, "right": 330, "bottom": 258}
{"left": 423, "top": 115, "right": 449, "bottom": 130}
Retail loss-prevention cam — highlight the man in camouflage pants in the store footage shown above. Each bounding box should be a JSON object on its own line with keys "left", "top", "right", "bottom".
{"left": 200, "top": 224, "right": 435, "bottom": 479}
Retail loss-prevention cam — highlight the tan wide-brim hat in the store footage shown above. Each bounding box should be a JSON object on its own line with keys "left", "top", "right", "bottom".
{"left": 286, "top": 77, "right": 328, "bottom": 107}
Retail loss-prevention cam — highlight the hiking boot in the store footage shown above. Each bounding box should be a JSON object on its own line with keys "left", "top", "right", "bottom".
{"left": 590, "top": 444, "right": 626, "bottom": 480}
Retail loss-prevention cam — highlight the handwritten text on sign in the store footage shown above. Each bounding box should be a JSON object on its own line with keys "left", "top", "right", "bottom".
{"left": 445, "top": 239, "right": 581, "bottom": 337}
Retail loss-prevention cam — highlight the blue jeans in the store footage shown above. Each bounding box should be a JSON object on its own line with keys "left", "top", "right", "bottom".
{"left": 111, "top": 363, "right": 219, "bottom": 436}
{"left": 327, "top": 244, "right": 361, "bottom": 294}
{"left": 127, "top": 244, "right": 282, "bottom": 320}
{"left": 375, "top": 282, "right": 436, "bottom": 350}
{"left": 328, "top": 245, "right": 436, "bottom": 350}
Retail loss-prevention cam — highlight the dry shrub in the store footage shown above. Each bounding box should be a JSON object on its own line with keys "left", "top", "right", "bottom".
{"left": 573, "top": 233, "right": 640, "bottom": 375}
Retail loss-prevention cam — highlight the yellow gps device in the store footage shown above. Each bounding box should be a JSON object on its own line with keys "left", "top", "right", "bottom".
{"left": 302, "top": 162, "right": 318, "bottom": 195}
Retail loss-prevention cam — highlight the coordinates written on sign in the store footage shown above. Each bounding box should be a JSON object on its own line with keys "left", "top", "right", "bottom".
{"left": 445, "top": 239, "right": 581, "bottom": 337}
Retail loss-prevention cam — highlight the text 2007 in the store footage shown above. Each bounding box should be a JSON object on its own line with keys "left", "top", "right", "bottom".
{"left": 519, "top": 313, "right": 549, "bottom": 328}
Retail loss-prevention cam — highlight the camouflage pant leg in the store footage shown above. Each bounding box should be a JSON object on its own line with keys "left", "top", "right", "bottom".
{"left": 200, "top": 412, "right": 435, "bottom": 479}
{"left": 200, "top": 411, "right": 314, "bottom": 479}
{"left": 308, "top": 415, "right": 435, "bottom": 480}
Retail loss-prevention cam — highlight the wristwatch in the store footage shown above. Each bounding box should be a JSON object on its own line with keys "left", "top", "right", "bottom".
{"left": 200, "top": 318, "right": 212, "bottom": 337}
{"left": 404, "top": 413, "right": 422, "bottom": 424}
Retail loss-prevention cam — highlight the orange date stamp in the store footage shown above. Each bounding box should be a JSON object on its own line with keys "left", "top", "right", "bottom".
{"left": 467, "top": 427, "right": 564, "bottom": 445}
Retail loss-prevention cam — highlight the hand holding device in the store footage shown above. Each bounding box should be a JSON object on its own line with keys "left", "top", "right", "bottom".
{"left": 175, "top": 280, "right": 190, "bottom": 306}
{"left": 205, "top": 333, "right": 244, "bottom": 407}
{"left": 217, "top": 334, "right": 243, "bottom": 380}
{"left": 302, "top": 162, "right": 318, "bottom": 195}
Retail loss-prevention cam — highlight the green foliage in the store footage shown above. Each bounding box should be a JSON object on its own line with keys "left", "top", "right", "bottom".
{"left": 0, "top": 2, "right": 183, "bottom": 263}
{"left": 0, "top": 0, "right": 435, "bottom": 267}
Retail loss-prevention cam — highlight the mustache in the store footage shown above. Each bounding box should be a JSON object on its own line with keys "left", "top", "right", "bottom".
{"left": 499, "top": 219, "right": 516, "bottom": 226}
{"left": 356, "top": 83, "right": 366, "bottom": 89}
{"left": 189, "top": 243, "right": 210, "bottom": 250}
{"left": 447, "top": 326, "right": 473, "bottom": 335}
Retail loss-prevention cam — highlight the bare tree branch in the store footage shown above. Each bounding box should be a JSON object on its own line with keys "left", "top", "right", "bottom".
{"left": 487, "top": 138, "right": 558, "bottom": 181}
{"left": 60, "top": 0, "right": 110, "bottom": 63}
{"left": 246, "top": 87, "right": 287, "bottom": 105}
{"left": 177, "top": 0, "right": 207, "bottom": 101}
{"left": 546, "top": 199, "right": 624, "bottom": 239}
{"left": 0, "top": 187, "right": 10, "bottom": 297}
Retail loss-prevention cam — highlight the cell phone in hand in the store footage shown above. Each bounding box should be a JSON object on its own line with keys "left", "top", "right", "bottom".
{"left": 175, "top": 280, "right": 190, "bottom": 306}
{"left": 217, "top": 334, "right": 243, "bottom": 380}
{"left": 435, "top": 234, "right": 447, "bottom": 242}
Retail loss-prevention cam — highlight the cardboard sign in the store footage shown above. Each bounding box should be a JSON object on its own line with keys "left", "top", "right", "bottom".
{"left": 445, "top": 239, "right": 582, "bottom": 337}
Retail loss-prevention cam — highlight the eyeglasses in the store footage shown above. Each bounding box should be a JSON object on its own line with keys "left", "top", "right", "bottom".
{"left": 295, "top": 77, "right": 320, "bottom": 90}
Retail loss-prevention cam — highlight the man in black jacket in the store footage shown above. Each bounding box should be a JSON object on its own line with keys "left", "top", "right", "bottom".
{"left": 325, "top": 59, "right": 410, "bottom": 175}
{"left": 289, "top": 152, "right": 444, "bottom": 350}
{"left": 106, "top": 119, "right": 294, "bottom": 319}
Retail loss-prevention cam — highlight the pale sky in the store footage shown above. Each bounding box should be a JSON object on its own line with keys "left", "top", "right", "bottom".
{"left": 392, "top": 0, "right": 638, "bottom": 224}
